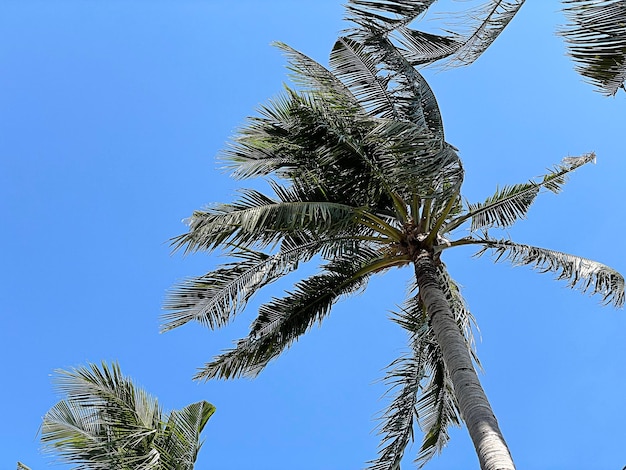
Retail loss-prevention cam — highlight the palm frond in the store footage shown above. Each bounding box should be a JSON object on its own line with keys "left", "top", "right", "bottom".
{"left": 333, "top": 34, "right": 447, "bottom": 137}
{"left": 441, "top": 0, "right": 526, "bottom": 68}
{"left": 468, "top": 182, "right": 540, "bottom": 231}
{"left": 223, "top": 43, "right": 364, "bottom": 181}
{"left": 364, "top": 122, "right": 462, "bottom": 204}
{"left": 353, "top": 42, "right": 461, "bottom": 200}
{"left": 162, "top": 238, "right": 369, "bottom": 332}
{"left": 274, "top": 41, "right": 361, "bottom": 108}
{"left": 270, "top": 94, "right": 405, "bottom": 209}
{"left": 413, "top": 359, "right": 460, "bottom": 467}
{"left": 344, "top": 0, "right": 438, "bottom": 34}
{"left": 155, "top": 401, "right": 215, "bottom": 470}
{"left": 368, "top": 302, "right": 426, "bottom": 470}
{"left": 366, "top": 120, "right": 440, "bottom": 172}
{"left": 41, "top": 399, "right": 107, "bottom": 467}
{"left": 220, "top": 92, "right": 304, "bottom": 180}
{"left": 221, "top": 90, "right": 400, "bottom": 211}
{"left": 369, "top": 349, "right": 423, "bottom": 470}
{"left": 560, "top": 0, "right": 626, "bottom": 96}
{"left": 53, "top": 362, "right": 161, "bottom": 432}
{"left": 221, "top": 88, "right": 368, "bottom": 183}
{"left": 221, "top": 38, "right": 459, "bottom": 216}
{"left": 163, "top": 247, "right": 300, "bottom": 332}
{"left": 445, "top": 153, "right": 596, "bottom": 233}
{"left": 330, "top": 37, "right": 400, "bottom": 119}
{"left": 373, "top": 36, "right": 445, "bottom": 135}
{"left": 173, "top": 191, "right": 360, "bottom": 254}
{"left": 477, "top": 238, "right": 625, "bottom": 307}
{"left": 194, "top": 249, "right": 408, "bottom": 381}
{"left": 392, "top": 27, "right": 463, "bottom": 66}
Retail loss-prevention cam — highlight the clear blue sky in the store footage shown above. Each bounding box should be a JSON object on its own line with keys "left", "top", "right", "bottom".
{"left": 2, "top": 1, "right": 625, "bottom": 469}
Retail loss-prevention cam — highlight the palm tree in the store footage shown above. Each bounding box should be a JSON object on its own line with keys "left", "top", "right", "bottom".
{"left": 40, "top": 361, "right": 215, "bottom": 470}
{"left": 161, "top": 20, "right": 623, "bottom": 469}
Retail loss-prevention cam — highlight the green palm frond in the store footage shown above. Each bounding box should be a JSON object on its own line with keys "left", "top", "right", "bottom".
{"left": 468, "top": 182, "right": 539, "bottom": 231}
{"left": 162, "top": 238, "right": 372, "bottom": 332}
{"left": 330, "top": 37, "right": 400, "bottom": 119}
{"left": 274, "top": 42, "right": 360, "bottom": 109}
{"left": 477, "top": 238, "right": 625, "bottom": 307}
{"left": 371, "top": 37, "right": 444, "bottom": 136}
{"left": 392, "top": 27, "right": 463, "bottom": 66}
{"left": 369, "top": 343, "right": 423, "bottom": 470}
{"left": 41, "top": 400, "right": 108, "bottom": 468}
{"left": 445, "top": 153, "right": 596, "bottom": 233}
{"left": 441, "top": 0, "right": 526, "bottom": 68}
{"left": 221, "top": 100, "right": 457, "bottom": 220}
{"left": 271, "top": 97, "right": 400, "bottom": 208}
{"left": 560, "top": 0, "right": 626, "bottom": 96}
{"left": 195, "top": 249, "right": 409, "bottom": 381}
{"left": 155, "top": 401, "right": 215, "bottom": 469}
{"left": 369, "top": 297, "right": 429, "bottom": 470}
{"left": 345, "top": 0, "right": 524, "bottom": 68}
{"left": 344, "top": 0, "right": 438, "bottom": 34}
{"left": 221, "top": 87, "right": 368, "bottom": 183}
{"left": 332, "top": 34, "right": 447, "bottom": 137}
{"left": 163, "top": 250, "right": 276, "bottom": 332}
{"left": 221, "top": 89, "right": 399, "bottom": 211}
{"left": 53, "top": 362, "right": 162, "bottom": 430}
{"left": 173, "top": 191, "right": 360, "bottom": 254}
{"left": 365, "top": 121, "right": 456, "bottom": 192}
{"left": 413, "top": 356, "right": 460, "bottom": 467}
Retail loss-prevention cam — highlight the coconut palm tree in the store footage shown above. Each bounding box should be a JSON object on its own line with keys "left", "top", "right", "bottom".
{"left": 40, "top": 361, "right": 215, "bottom": 470}
{"left": 162, "top": 24, "right": 623, "bottom": 469}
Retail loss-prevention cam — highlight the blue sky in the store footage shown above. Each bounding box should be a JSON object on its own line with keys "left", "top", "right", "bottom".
{"left": 2, "top": 1, "right": 625, "bottom": 469}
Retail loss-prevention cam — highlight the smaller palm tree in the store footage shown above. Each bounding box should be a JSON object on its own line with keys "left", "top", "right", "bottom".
{"left": 40, "top": 361, "right": 215, "bottom": 470}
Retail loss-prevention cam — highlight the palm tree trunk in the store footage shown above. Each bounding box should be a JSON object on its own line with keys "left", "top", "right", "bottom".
{"left": 413, "top": 249, "right": 515, "bottom": 470}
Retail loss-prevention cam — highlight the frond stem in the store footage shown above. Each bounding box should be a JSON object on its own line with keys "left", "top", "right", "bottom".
{"left": 424, "top": 183, "right": 461, "bottom": 247}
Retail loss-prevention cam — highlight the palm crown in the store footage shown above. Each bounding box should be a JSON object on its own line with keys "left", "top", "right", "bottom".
{"left": 163, "top": 1, "right": 624, "bottom": 469}
{"left": 40, "top": 362, "right": 215, "bottom": 470}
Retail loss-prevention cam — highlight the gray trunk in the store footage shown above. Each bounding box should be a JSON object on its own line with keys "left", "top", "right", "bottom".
{"left": 413, "top": 249, "right": 515, "bottom": 470}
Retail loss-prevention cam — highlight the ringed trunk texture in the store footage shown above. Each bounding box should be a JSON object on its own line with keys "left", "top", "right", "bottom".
{"left": 413, "top": 249, "right": 515, "bottom": 470}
